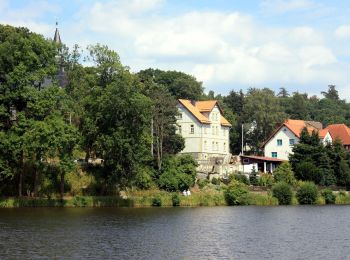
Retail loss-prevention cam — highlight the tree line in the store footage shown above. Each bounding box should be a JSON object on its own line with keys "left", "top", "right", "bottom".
{"left": 1, "top": 24, "right": 350, "bottom": 197}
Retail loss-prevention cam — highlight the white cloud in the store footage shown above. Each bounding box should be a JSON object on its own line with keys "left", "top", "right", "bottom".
{"left": 260, "top": 0, "right": 316, "bottom": 14}
{"left": 0, "top": 0, "right": 59, "bottom": 36}
{"left": 0, "top": 0, "right": 349, "bottom": 100}
{"left": 335, "top": 25, "right": 350, "bottom": 38}
{"left": 71, "top": 0, "right": 345, "bottom": 96}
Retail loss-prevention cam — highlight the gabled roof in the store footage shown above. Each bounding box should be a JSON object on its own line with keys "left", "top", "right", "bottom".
{"left": 195, "top": 100, "right": 218, "bottom": 112}
{"left": 326, "top": 124, "right": 350, "bottom": 145}
{"left": 284, "top": 119, "right": 317, "bottom": 138}
{"left": 178, "top": 99, "right": 231, "bottom": 127}
{"left": 262, "top": 119, "right": 323, "bottom": 147}
{"left": 318, "top": 129, "right": 330, "bottom": 139}
{"left": 220, "top": 117, "right": 231, "bottom": 127}
{"left": 178, "top": 99, "right": 210, "bottom": 124}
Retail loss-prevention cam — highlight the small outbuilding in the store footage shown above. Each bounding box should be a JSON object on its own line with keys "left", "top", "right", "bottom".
{"left": 240, "top": 155, "right": 285, "bottom": 174}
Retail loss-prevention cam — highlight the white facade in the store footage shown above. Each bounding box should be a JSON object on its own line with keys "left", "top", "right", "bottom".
{"left": 264, "top": 126, "right": 333, "bottom": 160}
{"left": 264, "top": 126, "right": 299, "bottom": 160}
{"left": 176, "top": 104, "right": 230, "bottom": 160}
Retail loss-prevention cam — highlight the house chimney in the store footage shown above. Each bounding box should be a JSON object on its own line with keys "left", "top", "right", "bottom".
{"left": 190, "top": 100, "right": 196, "bottom": 106}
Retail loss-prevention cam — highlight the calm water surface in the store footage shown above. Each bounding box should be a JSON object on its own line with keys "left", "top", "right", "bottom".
{"left": 0, "top": 206, "right": 350, "bottom": 259}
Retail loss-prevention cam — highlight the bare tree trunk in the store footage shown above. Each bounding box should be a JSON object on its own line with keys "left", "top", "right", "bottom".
{"left": 85, "top": 149, "right": 90, "bottom": 163}
{"left": 18, "top": 151, "right": 23, "bottom": 197}
{"left": 159, "top": 125, "right": 163, "bottom": 171}
{"left": 151, "top": 118, "right": 154, "bottom": 156}
{"left": 33, "top": 168, "right": 39, "bottom": 197}
{"left": 156, "top": 135, "right": 161, "bottom": 170}
{"left": 60, "top": 171, "right": 64, "bottom": 200}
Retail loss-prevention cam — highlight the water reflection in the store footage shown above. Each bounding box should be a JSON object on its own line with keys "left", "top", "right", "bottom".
{"left": 0, "top": 206, "right": 350, "bottom": 259}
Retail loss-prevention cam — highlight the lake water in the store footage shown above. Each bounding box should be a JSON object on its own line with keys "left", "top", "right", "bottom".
{"left": 0, "top": 206, "right": 350, "bottom": 259}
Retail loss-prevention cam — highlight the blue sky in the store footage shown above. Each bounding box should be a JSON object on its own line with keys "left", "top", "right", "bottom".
{"left": 1, "top": 0, "right": 350, "bottom": 99}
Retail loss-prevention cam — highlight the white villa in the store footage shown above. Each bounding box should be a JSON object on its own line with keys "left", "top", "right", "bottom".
{"left": 176, "top": 99, "right": 231, "bottom": 176}
{"left": 262, "top": 119, "right": 332, "bottom": 160}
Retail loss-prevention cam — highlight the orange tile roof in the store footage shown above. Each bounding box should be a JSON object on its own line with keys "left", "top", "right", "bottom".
{"left": 284, "top": 119, "right": 316, "bottom": 138}
{"left": 318, "top": 129, "right": 329, "bottom": 139}
{"left": 178, "top": 99, "right": 231, "bottom": 127}
{"left": 326, "top": 124, "right": 350, "bottom": 145}
{"left": 178, "top": 99, "right": 210, "bottom": 124}
{"left": 195, "top": 101, "right": 217, "bottom": 112}
{"left": 262, "top": 119, "right": 323, "bottom": 147}
{"left": 220, "top": 116, "right": 232, "bottom": 127}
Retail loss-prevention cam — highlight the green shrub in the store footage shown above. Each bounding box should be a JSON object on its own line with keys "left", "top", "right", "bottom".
{"left": 158, "top": 170, "right": 179, "bottom": 191}
{"left": 211, "top": 177, "right": 220, "bottom": 185}
{"left": 295, "top": 161, "right": 322, "bottom": 184}
{"left": 152, "top": 195, "right": 162, "bottom": 207}
{"left": 259, "top": 173, "right": 274, "bottom": 187}
{"left": 134, "top": 167, "right": 155, "bottom": 190}
{"left": 157, "top": 155, "right": 197, "bottom": 191}
{"left": 66, "top": 171, "right": 96, "bottom": 196}
{"left": 296, "top": 182, "right": 318, "bottom": 205}
{"left": 335, "top": 192, "right": 350, "bottom": 204}
{"left": 339, "top": 190, "right": 347, "bottom": 196}
{"left": 197, "top": 179, "right": 209, "bottom": 189}
{"left": 272, "top": 182, "right": 293, "bottom": 205}
{"left": 273, "top": 162, "right": 296, "bottom": 185}
{"left": 249, "top": 168, "right": 259, "bottom": 186}
{"left": 231, "top": 174, "right": 250, "bottom": 185}
{"left": 224, "top": 180, "right": 249, "bottom": 205}
{"left": 321, "top": 189, "right": 336, "bottom": 204}
{"left": 172, "top": 193, "right": 180, "bottom": 206}
{"left": 72, "top": 195, "right": 89, "bottom": 207}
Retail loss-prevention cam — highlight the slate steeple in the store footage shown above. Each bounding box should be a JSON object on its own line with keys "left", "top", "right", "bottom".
{"left": 54, "top": 21, "right": 67, "bottom": 88}
{"left": 54, "top": 21, "right": 61, "bottom": 44}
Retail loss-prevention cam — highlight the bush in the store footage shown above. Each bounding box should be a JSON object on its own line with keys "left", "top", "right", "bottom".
{"left": 172, "top": 193, "right": 180, "bottom": 206}
{"left": 157, "top": 155, "right": 197, "bottom": 191}
{"left": 66, "top": 171, "right": 96, "bottom": 196}
{"left": 72, "top": 195, "right": 90, "bottom": 207}
{"left": 158, "top": 170, "right": 179, "bottom": 191}
{"left": 294, "top": 161, "right": 322, "bottom": 184}
{"left": 152, "top": 195, "right": 162, "bottom": 207}
{"left": 321, "top": 189, "right": 336, "bottom": 204}
{"left": 272, "top": 182, "right": 293, "bottom": 205}
{"left": 197, "top": 179, "right": 209, "bottom": 189}
{"left": 224, "top": 180, "right": 249, "bottom": 205}
{"left": 296, "top": 182, "right": 318, "bottom": 205}
{"left": 249, "top": 169, "right": 259, "bottom": 186}
{"left": 259, "top": 173, "right": 274, "bottom": 187}
{"left": 231, "top": 174, "right": 250, "bottom": 185}
{"left": 134, "top": 167, "right": 155, "bottom": 190}
{"left": 211, "top": 177, "right": 220, "bottom": 185}
{"left": 273, "top": 162, "right": 296, "bottom": 185}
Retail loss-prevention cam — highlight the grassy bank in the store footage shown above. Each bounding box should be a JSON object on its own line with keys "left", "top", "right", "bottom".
{"left": 1, "top": 189, "right": 350, "bottom": 208}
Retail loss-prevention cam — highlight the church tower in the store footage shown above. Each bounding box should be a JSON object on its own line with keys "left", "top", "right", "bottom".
{"left": 54, "top": 22, "right": 67, "bottom": 88}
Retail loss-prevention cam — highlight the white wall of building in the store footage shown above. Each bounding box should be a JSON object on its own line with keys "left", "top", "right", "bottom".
{"left": 264, "top": 126, "right": 299, "bottom": 160}
{"left": 322, "top": 132, "right": 333, "bottom": 145}
{"left": 176, "top": 104, "right": 230, "bottom": 160}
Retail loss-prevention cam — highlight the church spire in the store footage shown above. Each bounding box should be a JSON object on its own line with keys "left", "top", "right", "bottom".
{"left": 54, "top": 21, "right": 61, "bottom": 44}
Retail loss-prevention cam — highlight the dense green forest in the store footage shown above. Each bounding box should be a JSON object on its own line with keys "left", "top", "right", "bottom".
{"left": 1, "top": 24, "right": 350, "bottom": 198}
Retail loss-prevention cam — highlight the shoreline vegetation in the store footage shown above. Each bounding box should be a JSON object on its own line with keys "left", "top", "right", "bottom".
{"left": 2, "top": 25, "right": 350, "bottom": 207}
{"left": 2, "top": 187, "right": 350, "bottom": 208}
